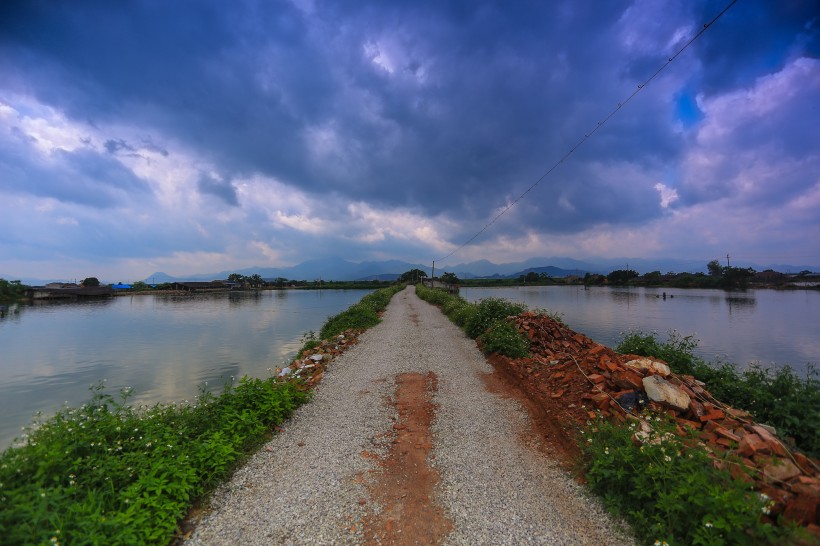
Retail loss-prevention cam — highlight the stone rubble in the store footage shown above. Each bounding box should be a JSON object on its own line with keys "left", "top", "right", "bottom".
{"left": 503, "top": 311, "right": 819, "bottom": 534}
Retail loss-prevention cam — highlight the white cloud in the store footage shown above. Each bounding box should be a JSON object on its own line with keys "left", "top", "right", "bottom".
{"left": 654, "top": 182, "right": 679, "bottom": 208}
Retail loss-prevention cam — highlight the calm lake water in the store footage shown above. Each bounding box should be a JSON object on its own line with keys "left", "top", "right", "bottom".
{"left": 462, "top": 286, "right": 819, "bottom": 376}
{"left": 0, "top": 290, "right": 372, "bottom": 450}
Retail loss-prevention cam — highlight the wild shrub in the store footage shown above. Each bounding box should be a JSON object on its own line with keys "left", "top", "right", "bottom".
{"left": 617, "top": 331, "right": 820, "bottom": 457}
{"left": 464, "top": 298, "right": 527, "bottom": 339}
{"left": 0, "top": 379, "right": 308, "bottom": 546}
{"left": 320, "top": 303, "right": 380, "bottom": 339}
{"left": 583, "top": 413, "right": 796, "bottom": 545}
{"left": 480, "top": 320, "right": 529, "bottom": 358}
{"left": 319, "top": 284, "right": 404, "bottom": 339}
{"left": 415, "top": 285, "right": 476, "bottom": 328}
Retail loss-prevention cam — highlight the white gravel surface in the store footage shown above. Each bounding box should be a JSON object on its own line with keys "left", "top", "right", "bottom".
{"left": 186, "top": 286, "right": 634, "bottom": 545}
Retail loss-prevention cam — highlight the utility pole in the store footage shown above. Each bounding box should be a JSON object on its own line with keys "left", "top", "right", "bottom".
{"left": 726, "top": 253, "right": 731, "bottom": 268}
{"left": 432, "top": 260, "right": 435, "bottom": 286}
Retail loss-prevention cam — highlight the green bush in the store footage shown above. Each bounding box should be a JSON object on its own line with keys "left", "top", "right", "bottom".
{"left": 617, "top": 331, "right": 820, "bottom": 457}
{"left": 0, "top": 278, "right": 26, "bottom": 302}
{"left": 583, "top": 414, "right": 796, "bottom": 545}
{"left": 464, "top": 297, "right": 527, "bottom": 339}
{"left": 442, "top": 299, "right": 476, "bottom": 327}
{"left": 319, "top": 284, "right": 404, "bottom": 339}
{"left": 480, "top": 320, "right": 529, "bottom": 358}
{"left": 0, "top": 379, "right": 308, "bottom": 546}
{"left": 450, "top": 303, "right": 477, "bottom": 328}
{"left": 415, "top": 285, "right": 476, "bottom": 328}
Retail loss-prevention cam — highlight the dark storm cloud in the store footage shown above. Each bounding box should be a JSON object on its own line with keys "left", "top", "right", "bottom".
{"left": 1, "top": 0, "right": 818, "bottom": 279}
{"left": 0, "top": 0, "right": 680, "bottom": 230}
{"left": 104, "top": 138, "right": 138, "bottom": 155}
{"left": 197, "top": 173, "right": 239, "bottom": 207}
{"left": 692, "top": 1, "right": 819, "bottom": 95}
{"left": 0, "top": 143, "right": 152, "bottom": 208}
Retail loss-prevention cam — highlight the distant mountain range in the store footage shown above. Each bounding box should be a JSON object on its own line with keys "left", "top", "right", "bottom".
{"left": 137, "top": 256, "right": 818, "bottom": 284}
{"left": 6, "top": 256, "right": 816, "bottom": 286}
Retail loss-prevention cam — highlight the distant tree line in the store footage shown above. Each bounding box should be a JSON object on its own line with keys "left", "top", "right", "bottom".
{"left": 0, "top": 279, "right": 27, "bottom": 302}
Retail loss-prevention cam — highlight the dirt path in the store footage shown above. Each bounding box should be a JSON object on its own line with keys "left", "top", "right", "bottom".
{"left": 186, "top": 286, "right": 632, "bottom": 545}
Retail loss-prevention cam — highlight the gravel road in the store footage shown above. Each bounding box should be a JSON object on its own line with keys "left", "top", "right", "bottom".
{"left": 186, "top": 286, "right": 634, "bottom": 545}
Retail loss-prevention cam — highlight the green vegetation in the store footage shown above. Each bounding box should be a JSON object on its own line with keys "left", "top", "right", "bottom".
{"left": 319, "top": 284, "right": 405, "bottom": 339}
{"left": 582, "top": 414, "right": 798, "bottom": 545}
{"left": 398, "top": 268, "right": 428, "bottom": 283}
{"left": 80, "top": 277, "right": 101, "bottom": 287}
{"left": 480, "top": 320, "right": 529, "bottom": 358}
{"left": 0, "top": 279, "right": 27, "bottom": 302}
{"left": 452, "top": 260, "right": 818, "bottom": 290}
{"left": 463, "top": 297, "right": 527, "bottom": 339}
{"left": 0, "top": 379, "right": 308, "bottom": 546}
{"left": 415, "top": 285, "right": 531, "bottom": 358}
{"left": 616, "top": 331, "right": 819, "bottom": 457}
{"left": 0, "top": 284, "right": 406, "bottom": 545}
{"left": 439, "top": 272, "right": 459, "bottom": 284}
{"left": 459, "top": 274, "right": 557, "bottom": 287}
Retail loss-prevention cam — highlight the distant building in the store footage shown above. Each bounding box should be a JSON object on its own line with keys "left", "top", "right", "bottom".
{"left": 168, "top": 281, "right": 228, "bottom": 292}
{"left": 26, "top": 285, "right": 113, "bottom": 300}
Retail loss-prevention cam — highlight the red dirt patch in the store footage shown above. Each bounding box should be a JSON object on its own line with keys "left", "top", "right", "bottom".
{"left": 363, "top": 372, "right": 453, "bottom": 545}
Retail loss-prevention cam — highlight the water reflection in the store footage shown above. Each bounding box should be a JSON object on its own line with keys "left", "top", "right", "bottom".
{"left": 0, "top": 289, "right": 373, "bottom": 450}
{"left": 725, "top": 294, "right": 757, "bottom": 309}
{"left": 461, "top": 286, "right": 819, "bottom": 375}
{"left": 0, "top": 303, "right": 22, "bottom": 322}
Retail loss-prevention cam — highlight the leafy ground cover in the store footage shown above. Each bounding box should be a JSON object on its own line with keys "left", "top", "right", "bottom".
{"left": 415, "top": 284, "right": 530, "bottom": 358}
{"left": 582, "top": 414, "right": 797, "bottom": 546}
{"left": 0, "top": 380, "right": 308, "bottom": 546}
{"left": 0, "top": 284, "right": 404, "bottom": 545}
{"left": 319, "top": 284, "right": 405, "bottom": 339}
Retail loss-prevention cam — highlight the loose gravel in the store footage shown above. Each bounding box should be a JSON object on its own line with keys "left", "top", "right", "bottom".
{"left": 185, "top": 286, "right": 634, "bottom": 545}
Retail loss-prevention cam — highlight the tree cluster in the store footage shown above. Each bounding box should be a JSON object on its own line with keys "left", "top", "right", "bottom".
{"left": 0, "top": 279, "right": 27, "bottom": 301}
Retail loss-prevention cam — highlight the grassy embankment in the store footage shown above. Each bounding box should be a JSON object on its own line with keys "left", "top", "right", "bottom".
{"left": 0, "top": 284, "right": 405, "bottom": 546}
{"left": 415, "top": 284, "right": 812, "bottom": 545}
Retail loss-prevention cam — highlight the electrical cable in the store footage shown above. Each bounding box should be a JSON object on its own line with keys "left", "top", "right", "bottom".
{"left": 435, "top": 0, "right": 738, "bottom": 264}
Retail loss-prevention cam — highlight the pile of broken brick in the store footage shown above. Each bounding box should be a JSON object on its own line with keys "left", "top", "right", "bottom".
{"left": 275, "top": 330, "right": 362, "bottom": 388}
{"left": 507, "top": 311, "right": 819, "bottom": 533}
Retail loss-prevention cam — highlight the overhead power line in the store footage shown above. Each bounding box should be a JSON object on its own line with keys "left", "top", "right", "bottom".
{"left": 435, "top": 0, "right": 738, "bottom": 264}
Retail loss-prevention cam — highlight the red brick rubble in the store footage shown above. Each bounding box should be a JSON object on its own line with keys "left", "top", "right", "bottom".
{"left": 491, "top": 312, "right": 819, "bottom": 534}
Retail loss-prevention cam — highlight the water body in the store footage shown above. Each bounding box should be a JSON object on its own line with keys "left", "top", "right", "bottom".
{"left": 461, "top": 286, "right": 819, "bottom": 375}
{"left": 0, "top": 289, "right": 372, "bottom": 450}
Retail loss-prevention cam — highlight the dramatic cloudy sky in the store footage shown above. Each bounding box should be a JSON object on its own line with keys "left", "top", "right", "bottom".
{"left": 1, "top": 0, "right": 818, "bottom": 281}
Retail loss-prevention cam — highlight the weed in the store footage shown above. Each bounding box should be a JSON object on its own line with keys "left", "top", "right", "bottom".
{"left": 480, "top": 320, "right": 529, "bottom": 358}
{"left": 298, "top": 331, "right": 321, "bottom": 356}
{"left": 319, "top": 285, "right": 405, "bottom": 339}
{"left": 464, "top": 298, "right": 527, "bottom": 339}
{"left": 0, "top": 379, "right": 308, "bottom": 545}
{"left": 582, "top": 413, "right": 797, "bottom": 545}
